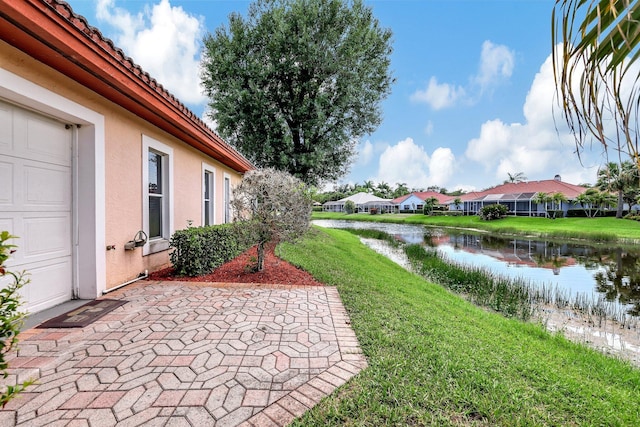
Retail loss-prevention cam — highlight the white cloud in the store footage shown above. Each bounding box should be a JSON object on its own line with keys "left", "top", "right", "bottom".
{"left": 411, "top": 40, "right": 513, "bottom": 110}
{"left": 474, "top": 40, "right": 515, "bottom": 92}
{"left": 96, "top": 0, "right": 207, "bottom": 106}
{"left": 375, "top": 137, "right": 455, "bottom": 189}
{"left": 201, "top": 106, "right": 218, "bottom": 132}
{"left": 464, "top": 50, "right": 599, "bottom": 186}
{"left": 428, "top": 147, "right": 456, "bottom": 187}
{"left": 424, "top": 120, "right": 434, "bottom": 136}
{"left": 410, "top": 77, "right": 466, "bottom": 110}
{"left": 356, "top": 140, "right": 374, "bottom": 166}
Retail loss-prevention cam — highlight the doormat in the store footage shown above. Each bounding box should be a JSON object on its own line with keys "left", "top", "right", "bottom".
{"left": 36, "top": 299, "right": 128, "bottom": 328}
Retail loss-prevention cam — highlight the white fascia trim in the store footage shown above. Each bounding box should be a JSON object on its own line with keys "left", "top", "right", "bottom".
{"left": 0, "top": 67, "right": 106, "bottom": 298}
{"left": 202, "top": 162, "right": 217, "bottom": 226}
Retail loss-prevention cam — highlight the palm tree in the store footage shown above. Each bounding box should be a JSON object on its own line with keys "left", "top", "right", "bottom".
{"left": 504, "top": 172, "right": 527, "bottom": 184}
{"left": 453, "top": 197, "right": 462, "bottom": 211}
{"left": 575, "top": 191, "right": 596, "bottom": 217}
{"left": 393, "top": 182, "right": 409, "bottom": 198}
{"left": 593, "top": 190, "right": 618, "bottom": 214}
{"left": 362, "top": 180, "right": 375, "bottom": 193}
{"left": 552, "top": 0, "right": 640, "bottom": 170}
{"left": 423, "top": 197, "right": 439, "bottom": 215}
{"left": 376, "top": 181, "right": 392, "bottom": 198}
{"left": 533, "top": 192, "right": 552, "bottom": 217}
{"left": 551, "top": 192, "right": 568, "bottom": 218}
{"left": 596, "top": 161, "right": 636, "bottom": 218}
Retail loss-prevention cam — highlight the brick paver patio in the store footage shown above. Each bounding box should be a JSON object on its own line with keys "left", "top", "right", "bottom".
{"left": 0, "top": 282, "right": 366, "bottom": 426}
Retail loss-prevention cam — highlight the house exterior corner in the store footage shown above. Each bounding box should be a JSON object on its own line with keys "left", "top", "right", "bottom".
{"left": 0, "top": 0, "right": 253, "bottom": 313}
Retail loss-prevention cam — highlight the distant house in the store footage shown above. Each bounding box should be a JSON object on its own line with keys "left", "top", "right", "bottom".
{"left": 392, "top": 191, "right": 453, "bottom": 213}
{"left": 323, "top": 192, "right": 395, "bottom": 213}
{"left": 456, "top": 177, "right": 587, "bottom": 217}
{"left": 0, "top": 0, "right": 253, "bottom": 313}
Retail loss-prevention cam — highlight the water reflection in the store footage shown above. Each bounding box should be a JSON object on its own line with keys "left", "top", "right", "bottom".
{"left": 313, "top": 219, "right": 640, "bottom": 316}
{"left": 592, "top": 250, "right": 640, "bottom": 316}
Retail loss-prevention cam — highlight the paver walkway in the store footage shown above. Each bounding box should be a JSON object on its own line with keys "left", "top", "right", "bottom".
{"left": 0, "top": 282, "right": 366, "bottom": 426}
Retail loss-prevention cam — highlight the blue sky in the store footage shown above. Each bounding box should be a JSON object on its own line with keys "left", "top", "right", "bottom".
{"left": 67, "top": 0, "right": 607, "bottom": 191}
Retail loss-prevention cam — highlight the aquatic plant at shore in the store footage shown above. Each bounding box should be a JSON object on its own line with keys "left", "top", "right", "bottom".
{"left": 343, "top": 227, "right": 639, "bottom": 330}
{"left": 405, "top": 243, "right": 534, "bottom": 320}
{"left": 406, "top": 242, "right": 640, "bottom": 330}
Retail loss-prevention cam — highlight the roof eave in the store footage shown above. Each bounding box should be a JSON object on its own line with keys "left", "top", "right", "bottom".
{"left": 0, "top": 0, "right": 253, "bottom": 173}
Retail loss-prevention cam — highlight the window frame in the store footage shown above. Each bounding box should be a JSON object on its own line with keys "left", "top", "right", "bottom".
{"left": 202, "top": 163, "right": 216, "bottom": 226}
{"left": 223, "top": 173, "right": 231, "bottom": 223}
{"left": 142, "top": 135, "right": 173, "bottom": 255}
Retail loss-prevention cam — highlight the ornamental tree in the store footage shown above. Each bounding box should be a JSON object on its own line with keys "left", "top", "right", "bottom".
{"left": 201, "top": 0, "right": 394, "bottom": 186}
{"left": 231, "top": 168, "right": 312, "bottom": 271}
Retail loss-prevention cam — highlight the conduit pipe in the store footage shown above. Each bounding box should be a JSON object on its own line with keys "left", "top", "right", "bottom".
{"left": 102, "top": 270, "right": 148, "bottom": 295}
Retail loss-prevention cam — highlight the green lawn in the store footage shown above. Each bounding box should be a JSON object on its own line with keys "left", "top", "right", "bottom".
{"left": 313, "top": 211, "right": 640, "bottom": 242}
{"left": 278, "top": 227, "right": 640, "bottom": 426}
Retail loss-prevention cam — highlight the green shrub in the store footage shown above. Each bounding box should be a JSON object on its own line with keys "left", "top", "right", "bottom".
{"left": 624, "top": 212, "right": 640, "bottom": 221}
{"left": 479, "top": 204, "right": 508, "bottom": 220}
{"left": 344, "top": 200, "right": 356, "bottom": 214}
{"left": 169, "top": 223, "right": 251, "bottom": 277}
{"left": 0, "top": 231, "right": 34, "bottom": 407}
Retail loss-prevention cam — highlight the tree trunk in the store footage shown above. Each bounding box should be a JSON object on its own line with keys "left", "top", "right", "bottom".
{"left": 257, "top": 240, "right": 266, "bottom": 272}
{"left": 617, "top": 189, "right": 624, "bottom": 218}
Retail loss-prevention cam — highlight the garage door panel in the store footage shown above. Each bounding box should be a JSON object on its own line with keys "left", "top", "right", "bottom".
{"left": 0, "top": 217, "right": 16, "bottom": 267}
{"left": 0, "top": 103, "right": 12, "bottom": 151}
{"left": 22, "top": 214, "right": 71, "bottom": 262}
{"left": 0, "top": 214, "right": 25, "bottom": 266}
{"left": 0, "top": 160, "right": 13, "bottom": 205}
{"left": 0, "top": 155, "right": 71, "bottom": 211}
{"left": 23, "top": 114, "right": 71, "bottom": 167}
{"left": 24, "top": 162, "right": 71, "bottom": 208}
{"left": 18, "top": 257, "right": 72, "bottom": 313}
{"left": 3, "top": 102, "right": 70, "bottom": 167}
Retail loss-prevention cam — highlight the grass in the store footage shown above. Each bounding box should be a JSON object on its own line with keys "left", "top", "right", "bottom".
{"left": 404, "top": 243, "right": 534, "bottom": 321}
{"left": 312, "top": 211, "right": 640, "bottom": 243}
{"left": 278, "top": 227, "right": 640, "bottom": 426}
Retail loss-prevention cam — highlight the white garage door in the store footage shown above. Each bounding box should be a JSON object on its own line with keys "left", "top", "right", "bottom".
{"left": 0, "top": 100, "right": 73, "bottom": 313}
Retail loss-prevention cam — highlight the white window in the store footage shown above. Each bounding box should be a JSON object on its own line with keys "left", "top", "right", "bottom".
{"left": 203, "top": 163, "right": 216, "bottom": 226}
{"left": 223, "top": 173, "right": 231, "bottom": 223}
{"left": 142, "top": 135, "right": 173, "bottom": 255}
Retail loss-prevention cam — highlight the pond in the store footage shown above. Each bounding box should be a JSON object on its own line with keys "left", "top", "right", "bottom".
{"left": 313, "top": 219, "right": 640, "bottom": 317}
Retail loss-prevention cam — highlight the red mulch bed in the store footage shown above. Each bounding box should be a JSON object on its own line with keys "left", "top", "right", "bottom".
{"left": 148, "top": 244, "right": 324, "bottom": 286}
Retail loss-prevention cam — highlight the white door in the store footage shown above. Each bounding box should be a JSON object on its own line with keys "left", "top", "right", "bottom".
{"left": 0, "top": 100, "right": 73, "bottom": 313}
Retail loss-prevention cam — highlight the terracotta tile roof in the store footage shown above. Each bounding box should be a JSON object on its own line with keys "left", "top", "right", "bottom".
{"left": 459, "top": 179, "right": 587, "bottom": 202}
{"left": 0, "top": 0, "right": 253, "bottom": 172}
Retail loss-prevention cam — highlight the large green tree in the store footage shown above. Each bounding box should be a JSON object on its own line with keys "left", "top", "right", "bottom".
{"left": 552, "top": 0, "right": 640, "bottom": 169}
{"left": 201, "top": 0, "right": 393, "bottom": 186}
{"left": 596, "top": 160, "right": 639, "bottom": 217}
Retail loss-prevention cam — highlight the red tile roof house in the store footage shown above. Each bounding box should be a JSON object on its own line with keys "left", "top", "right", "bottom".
{"left": 391, "top": 191, "right": 454, "bottom": 213}
{"left": 0, "top": 0, "right": 253, "bottom": 314}
{"left": 456, "top": 177, "right": 588, "bottom": 217}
